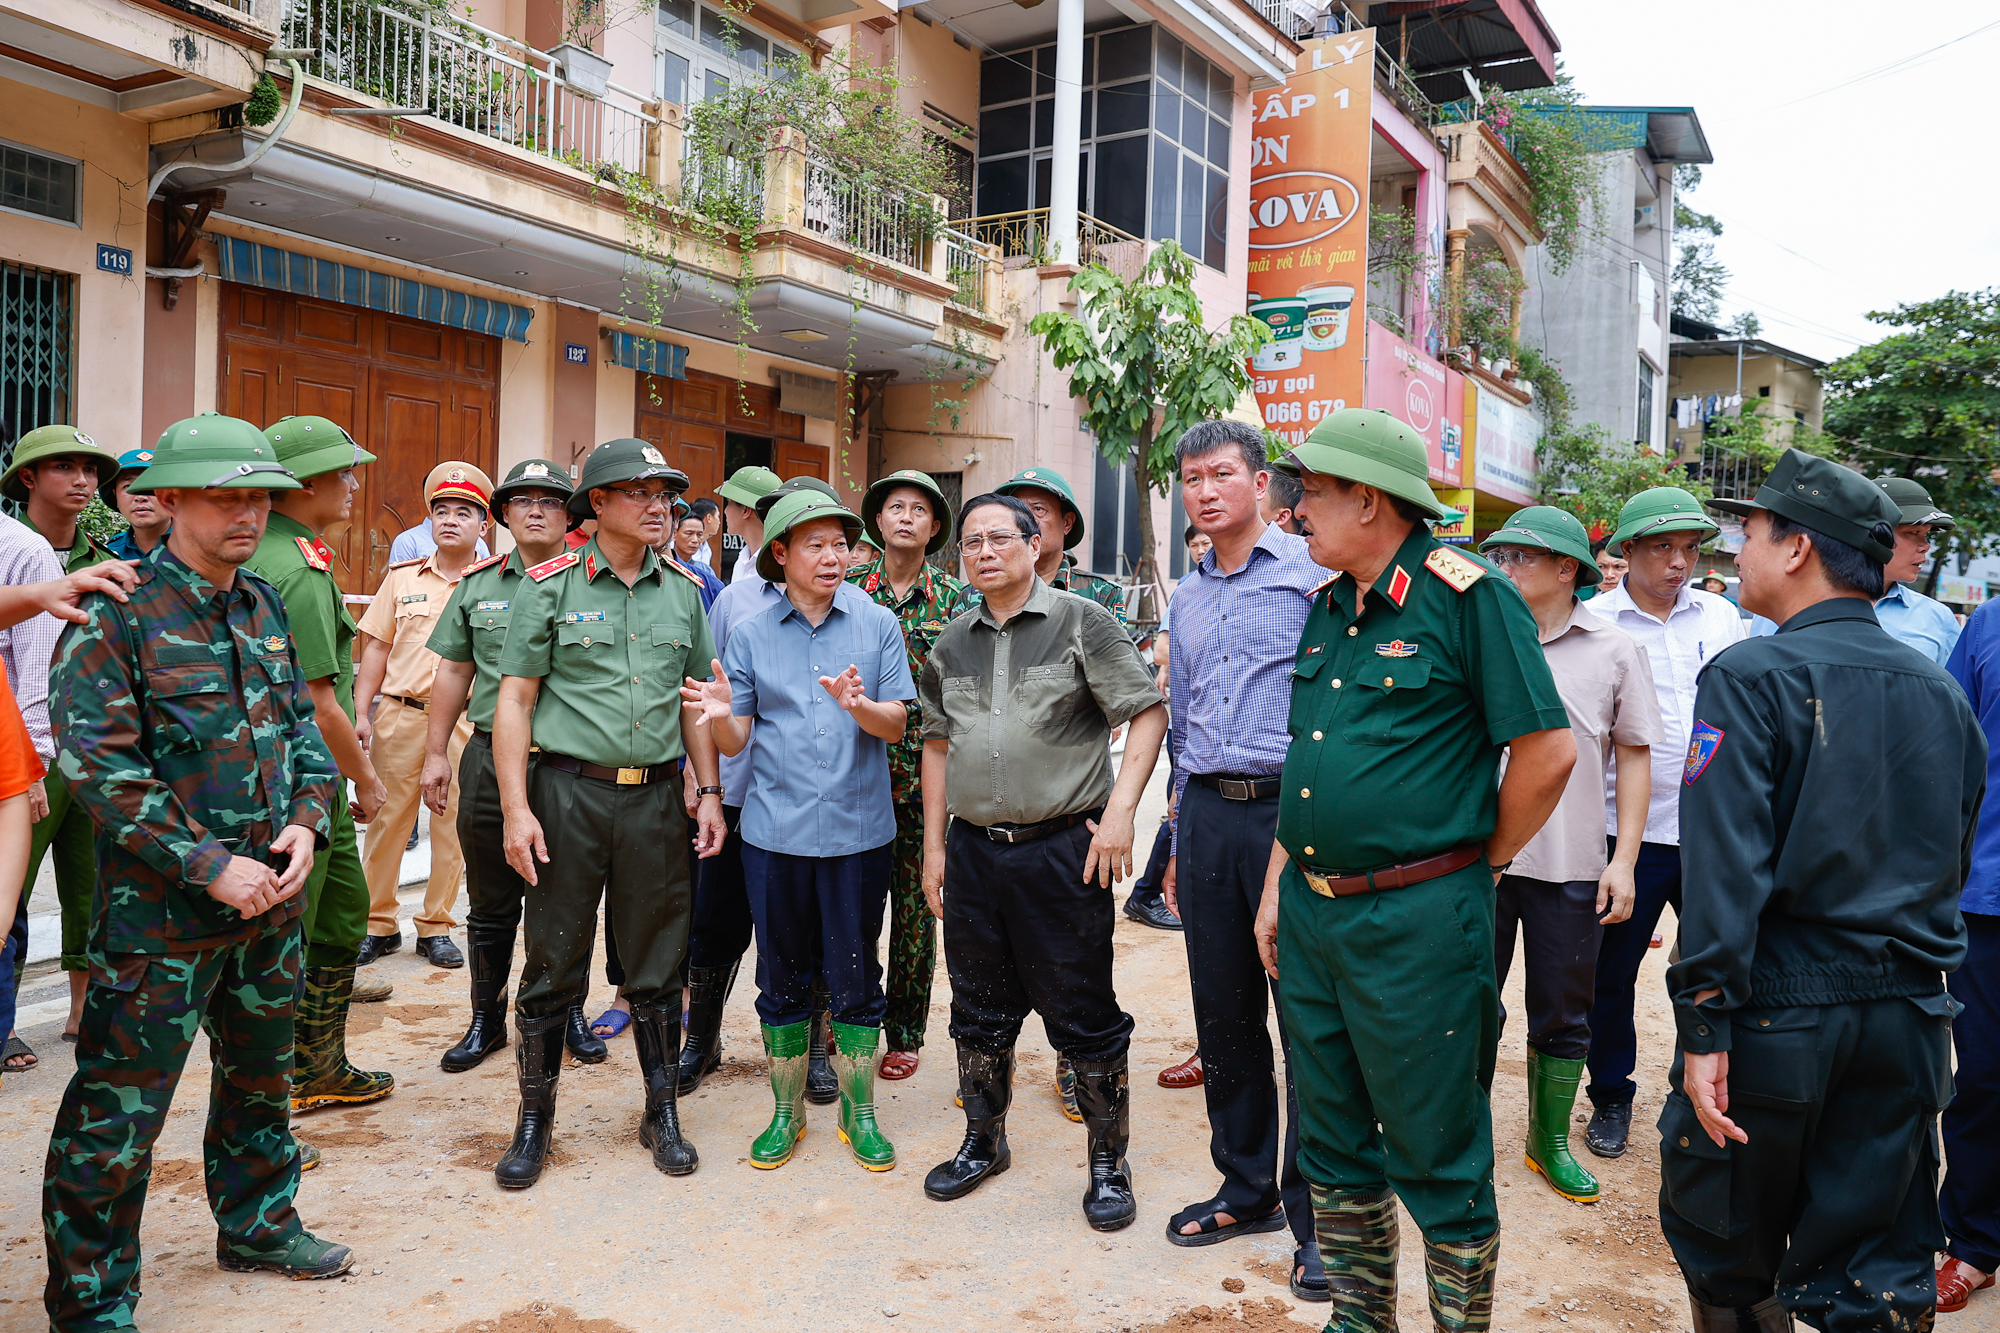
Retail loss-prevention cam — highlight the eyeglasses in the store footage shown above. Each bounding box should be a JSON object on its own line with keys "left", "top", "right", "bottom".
{"left": 958, "top": 532, "right": 1029, "bottom": 554}
{"left": 606, "top": 486, "right": 674, "bottom": 509}
{"left": 1485, "top": 548, "right": 1548, "bottom": 568}
{"left": 506, "top": 496, "right": 565, "bottom": 513}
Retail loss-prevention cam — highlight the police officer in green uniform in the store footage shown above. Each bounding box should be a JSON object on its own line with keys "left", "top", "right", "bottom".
{"left": 43, "top": 415, "right": 354, "bottom": 1332}
{"left": 421, "top": 459, "right": 576, "bottom": 1073}
{"left": 1253, "top": 409, "right": 1575, "bottom": 1333}
{"left": 243, "top": 415, "right": 397, "bottom": 1130}
{"left": 491, "top": 438, "right": 725, "bottom": 1188}
{"left": 1660, "top": 449, "right": 1985, "bottom": 1333}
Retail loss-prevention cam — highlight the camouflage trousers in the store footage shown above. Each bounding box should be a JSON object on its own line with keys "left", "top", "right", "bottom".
{"left": 883, "top": 803, "right": 936, "bottom": 1053}
{"left": 44, "top": 918, "right": 306, "bottom": 1332}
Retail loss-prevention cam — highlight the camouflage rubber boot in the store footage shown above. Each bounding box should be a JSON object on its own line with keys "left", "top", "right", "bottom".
{"left": 1056, "top": 1054, "right": 1082, "bottom": 1123}
{"left": 1525, "top": 1047, "right": 1600, "bottom": 1203}
{"left": 216, "top": 1229, "right": 355, "bottom": 1279}
{"left": 291, "top": 966, "right": 395, "bottom": 1113}
{"left": 1425, "top": 1231, "right": 1500, "bottom": 1333}
{"left": 830, "top": 1020, "right": 896, "bottom": 1171}
{"left": 1311, "top": 1185, "right": 1401, "bottom": 1333}
{"left": 751, "top": 1021, "right": 811, "bottom": 1169}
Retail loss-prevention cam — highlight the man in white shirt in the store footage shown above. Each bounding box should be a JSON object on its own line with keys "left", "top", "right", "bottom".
{"left": 1580, "top": 486, "right": 1745, "bottom": 1158}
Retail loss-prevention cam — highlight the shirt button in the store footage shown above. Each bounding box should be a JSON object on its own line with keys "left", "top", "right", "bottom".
{"left": 1678, "top": 1136, "right": 1690, "bottom": 1149}
{"left": 1331, "top": 679, "right": 1342, "bottom": 689}
{"left": 1347, "top": 627, "right": 1358, "bottom": 636}
{"left": 1303, "top": 846, "right": 1314, "bottom": 856}
{"left": 1312, "top": 730, "right": 1323, "bottom": 740}
{"left": 1222, "top": 655, "right": 1229, "bottom": 662}
{"left": 632, "top": 676, "right": 641, "bottom": 684}
{"left": 1300, "top": 788, "right": 1310, "bottom": 798}
{"left": 1383, "top": 676, "right": 1393, "bottom": 687}
{"left": 1758, "top": 1018, "right": 1770, "bottom": 1027}
{"left": 631, "top": 633, "right": 637, "bottom": 640}
{"left": 991, "top": 752, "right": 999, "bottom": 758}
{"left": 1696, "top": 1025, "right": 1710, "bottom": 1036}
{"left": 582, "top": 636, "right": 591, "bottom": 645}
{"left": 994, "top": 708, "right": 1002, "bottom": 715}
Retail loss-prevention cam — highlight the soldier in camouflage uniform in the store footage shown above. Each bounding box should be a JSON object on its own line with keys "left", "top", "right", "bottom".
{"left": 847, "top": 470, "right": 971, "bottom": 1079}
{"left": 43, "top": 414, "right": 355, "bottom": 1333}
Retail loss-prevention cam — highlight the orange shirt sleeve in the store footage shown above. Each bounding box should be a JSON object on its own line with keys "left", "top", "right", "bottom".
{"left": 0, "top": 657, "right": 47, "bottom": 801}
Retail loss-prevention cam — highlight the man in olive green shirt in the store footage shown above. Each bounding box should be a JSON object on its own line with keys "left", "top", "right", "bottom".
{"left": 243, "top": 415, "right": 396, "bottom": 1140}
{"left": 918, "top": 491, "right": 1167, "bottom": 1232}
{"left": 492, "top": 438, "right": 725, "bottom": 1189}
{"left": 1253, "top": 409, "right": 1575, "bottom": 1333}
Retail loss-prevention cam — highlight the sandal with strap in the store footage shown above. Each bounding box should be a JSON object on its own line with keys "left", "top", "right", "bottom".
{"left": 879, "top": 1049, "right": 920, "bottom": 1080}
{"left": 3, "top": 1035, "right": 36, "bottom": 1071}
{"left": 1163, "top": 1199, "right": 1287, "bottom": 1248}
{"left": 591, "top": 1007, "right": 632, "bottom": 1039}
{"left": 1158, "top": 1051, "right": 1203, "bottom": 1089}
{"left": 1940, "top": 1258, "right": 1995, "bottom": 1313}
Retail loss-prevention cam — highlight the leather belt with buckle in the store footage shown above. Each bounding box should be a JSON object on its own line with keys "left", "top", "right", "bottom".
{"left": 965, "top": 807, "right": 1102, "bottom": 846}
{"left": 537, "top": 751, "right": 681, "bottom": 786}
{"left": 1300, "top": 844, "right": 1483, "bottom": 898}
{"left": 386, "top": 693, "right": 428, "bottom": 712}
{"left": 1194, "top": 772, "right": 1281, "bottom": 801}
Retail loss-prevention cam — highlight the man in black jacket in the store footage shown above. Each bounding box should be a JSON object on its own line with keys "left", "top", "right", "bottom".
{"left": 1662, "top": 448, "right": 1986, "bottom": 1333}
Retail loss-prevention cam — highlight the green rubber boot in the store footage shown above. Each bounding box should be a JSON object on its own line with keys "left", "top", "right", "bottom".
{"left": 1424, "top": 1231, "right": 1500, "bottom": 1333}
{"left": 1525, "top": 1046, "right": 1600, "bottom": 1203}
{"left": 830, "top": 1021, "right": 896, "bottom": 1171}
{"left": 1311, "top": 1185, "right": 1401, "bottom": 1333}
{"left": 750, "top": 1021, "right": 810, "bottom": 1169}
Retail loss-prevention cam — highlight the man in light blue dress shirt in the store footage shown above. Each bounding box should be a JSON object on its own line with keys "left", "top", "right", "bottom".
{"left": 1871, "top": 476, "right": 1962, "bottom": 665}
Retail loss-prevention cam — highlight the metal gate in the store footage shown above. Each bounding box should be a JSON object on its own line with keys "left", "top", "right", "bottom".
{"left": 0, "top": 261, "right": 74, "bottom": 487}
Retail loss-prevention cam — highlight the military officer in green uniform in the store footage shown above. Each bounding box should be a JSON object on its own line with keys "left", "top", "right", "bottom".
{"left": 847, "top": 468, "right": 971, "bottom": 1079}
{"left": 43, "top": 414, "right": 355, "bottom": 1333}
{"left": 492, "top": 438, "right": 725, "bottom": 1188}
{"left": 997, "top": 466, "right": 1129, "bottom": 622}
{"left": 1253, "top": 409, "right": 1575, "bottom": 1333}
{"left": 1660, "top": 450, "right": 1985, "bottom": 1333}
{"left": 421, "top": 459, "right": 576, "bottom": 1073}
{"left": 243, "top": 415, "right": 397, "bottom": 1131}
{"left": 3, "top": 424, "right": 124, "bottom": 1042}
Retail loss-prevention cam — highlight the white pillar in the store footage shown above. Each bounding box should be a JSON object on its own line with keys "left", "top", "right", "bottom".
{"left": 1049, "top": 0, "right": 1084, "bottom": 267}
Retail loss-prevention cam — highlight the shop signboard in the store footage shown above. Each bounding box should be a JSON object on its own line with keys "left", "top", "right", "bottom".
{"left": 1472, "top": 381, "right": 1540, "bottom": 507}
{"left": 1364, "top": 320, "right": 1464, "bottom": 486}
{"left": 1246, "top": 28, "right": 1375, "bottom": 446}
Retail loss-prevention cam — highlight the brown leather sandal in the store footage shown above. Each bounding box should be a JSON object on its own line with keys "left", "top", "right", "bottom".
{"left": 879, "top": 1049, "right": 920, "bottom": 1080}
{"left": 1158, "top": 1051, "right": 1203, "bottom": 1089}
{"left": 1940, "top": 1258, "right": 1995, "bottom": 1313}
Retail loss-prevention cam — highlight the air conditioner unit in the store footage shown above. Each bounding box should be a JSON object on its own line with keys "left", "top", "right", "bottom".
{"left": 1634, "top": 204, "right": 1657, "bottom": 230}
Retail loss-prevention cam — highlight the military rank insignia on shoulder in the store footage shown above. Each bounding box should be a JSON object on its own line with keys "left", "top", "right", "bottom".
{"left": 1424, "top": 546, "right": 1486, "bottom": 592}
{"left": 526, "top": 551, "right": 580, "bottom": 582}
{"left": 387, "top": 556, "right": 427, "bottom": 570}
{"left": 1684, "top": 721, "right": 1724, "bottom": 785}
{"left": 666, "top": 558, "right": 705, "bottom": 591}
{"left": 295, "top": 536, "right": 330, "bottom": 572}
{"left": 462, "top": 552, "right": 507, "bottom": 576}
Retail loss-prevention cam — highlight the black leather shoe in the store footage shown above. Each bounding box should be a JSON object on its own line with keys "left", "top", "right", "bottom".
{"left": 415, "top": 935, "right": 464, "bottom": 968}
{"left": 566, "top": 1002, "right": 607, "bottom": 1064}
{"left": 805, "top": 984, "right": 838, "bottom": 1105}
{"left": 1072, "top": 1055, "right": 1136, "bottom": 1231}
{"left": 495, "top": 1013, "right": 563, "bottom": 1190}
{"left": 925, "top": 1046, "right": 1013, "bottom": 1202}
{"left": 355, "top": 932, "right": 402, "bottom": 967}
{"left": 677, "top": 962, "right": 739, "bottom": 1095}
{"left": 632, "top": 1003, "right": 700, "bottom": 1176}
{"left": 1291, "top": 1239, "right": 1331, "bottom": 1302}
{"left": 406, "top": 825, "right": 421, "bottom": 852}
{"left": 441, "top": 926, "right": 512, "bottom": 1074}
{"left": 1585, "top": 1097, "right": 1633, "bottom": 1158}
{"left": 1122, "top": 891, "right": 1182, "bottom": 931}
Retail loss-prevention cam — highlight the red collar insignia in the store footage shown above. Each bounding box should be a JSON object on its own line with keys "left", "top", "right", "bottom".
{"left": 525, "top": 551, "right": 580, "bottom": 582}
{"left": 295, "top": 535, "right": 330, "bottom": 572}
{"left": 1384, "top": 565, "right": 1412, "bottom": 608}
{"left": 584, "top": 553, "right": 599, "bottom": 581}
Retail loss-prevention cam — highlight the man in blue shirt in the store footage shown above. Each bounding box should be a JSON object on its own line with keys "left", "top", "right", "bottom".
{"left": 1873, "top": 476, "right": 1961, "bottom": 666}
{"left": 683, "top": 491, "right": 915, "bottom": 1173}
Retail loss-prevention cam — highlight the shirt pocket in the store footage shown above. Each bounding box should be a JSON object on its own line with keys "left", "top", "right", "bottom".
{"left": 1015, "top": 661, "right": 1081, "bottom": 730}
{"left": 648, "top": 621, "right": 693, "bottom": 681}
{"left": 555, "top": 623, "right": 619, "bottom": 681}
{"left": 1341, "top": 658, "right": 1434, "bottom": 746}
{"left": 941, "top": 675, "right": 980, "bottom": 736}
{"left": 145, "top": 663, "right": 238, "bottom": 753}
{"left": 1287, "top": 652, "right": 1328, "bottom": 738}
{"left": 472, "top": 616, "right": 512, "bottom": 662}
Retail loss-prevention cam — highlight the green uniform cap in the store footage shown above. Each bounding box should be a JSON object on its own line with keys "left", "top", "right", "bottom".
{"left": 1271, "top": 408, "right": 1449, "bottom": 520}
{"left": 1873, "top": 475, "right": 1955, "bottom": 530}
{"left": 491, "top": 458, "right": 575, "bottom": 506}
{"left": 125, "top": 415, "right": 300, "bottom": 494}
{"left": 1, "top": 424, "right": 125, "bottom": 503}
{"left": 568, "top": 438, "right": 690, "bottom": 522}
{"left": 1709, "top": 448, "right": 1899, "bottom": 564}
{"left": 1480, "top": 505, "right": 1601, "bottom": 588}
{"left": 757, "top": 490, "right": 863, "bottom": 583}
{"left": 1606, "top": 486, "right": 1718, "bottom": 554}
{"left": 717, "top": 465, "right": 782, "bottom": 508}
{"left": 861, "top": 469, "right": 953, "bottom": 553}
{"left": 756, "top": 474, "right": 839, "bottom": 518}
{"left": 996, "top": 467, "right": 1086, "bottom": 549}
{"left": 262, "top": 415, "right": 377, "bottom": 482}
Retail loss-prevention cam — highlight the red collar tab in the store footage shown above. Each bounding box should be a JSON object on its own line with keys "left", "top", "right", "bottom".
{"left": 525, "top": 551, "right": 580, "bottom": 582}
{"left": 583, "top": 552, "right": 599, "bottom": 581}
{"left": 295, "top": 536, "right": 331, "bottom": 573}
{"left": 1385, "top": 565, "right": 1412, "bottom": 608}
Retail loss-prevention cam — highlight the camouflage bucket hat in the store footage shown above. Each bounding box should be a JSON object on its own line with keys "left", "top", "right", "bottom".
{"left": 861, "top": 469, "right": 953, "bottom": 553}
{"left": 757, "top": 491, "right": 863, "bottom": 583}
{"left": 127, "top": 415, "right": 300, "bottom": 494}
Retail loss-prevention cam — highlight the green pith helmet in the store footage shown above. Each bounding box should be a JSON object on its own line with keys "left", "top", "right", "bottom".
{"left": 126, "top": 414, "right": 301, "bottom": 494}
{"left": 568, "top": 438, "right": 690, "bottom": 522}
{"left": 861, "top": 469, "right": 952, "bottom": 553}
{"left": 491, "top": 458, "right": 575, "bottom": 507}
{"left": 1874, "top": 475, "right": 1955, "bottom": 530}
{"left": 757, "top": 491, "right": 863, "bottom": 583}
{"left": 1480, "top": 505, "right": 1602, "bottom": 588}
{"left": 1271, "top": 408, "right": 1449, "bottom": 519}
{"left": 996, "top": 467, "right": 1085, "bottom": 549}
{"left": 717, "top": 465, "right": 782, "bottom": 508}
{"left": 1709, "top": 448, "right": 1900, "bottom": 564}
{"left": 262, "top": 416, "right": 377, "bottom": 482}
{"left": 1606, "top": 486, "right": 1717, "bottom": 555}
{"left": 1, "top": 425, "right": 125, "bottom": 504}
{"left": 756, "top": 475, "right": 839, "bottom": 518}
{"left": 101, "top": 447, "right": 159, "bottom": 503}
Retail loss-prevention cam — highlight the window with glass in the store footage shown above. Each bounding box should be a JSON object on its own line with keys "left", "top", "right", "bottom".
{"left": 656, "top": 0, "right": 794, "bottom": 107}
{"left": 975, "top": 24, "right": 1231, "bottom": 270}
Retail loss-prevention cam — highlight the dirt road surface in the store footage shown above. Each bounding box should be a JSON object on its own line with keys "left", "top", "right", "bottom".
{"left": 2, "top": 767, "right": 1990, "bottom": 1333}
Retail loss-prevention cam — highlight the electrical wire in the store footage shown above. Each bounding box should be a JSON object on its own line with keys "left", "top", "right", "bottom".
{"left": 1770, "top": 16, "right": 2000, "bottom": 108}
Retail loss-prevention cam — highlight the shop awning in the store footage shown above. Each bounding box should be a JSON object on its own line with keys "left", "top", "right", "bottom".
{"left": 604, "top": 331, "right": 688, "bottom": 378}
{"left": 215, "top": 238, "right": 534, "bottom": 343}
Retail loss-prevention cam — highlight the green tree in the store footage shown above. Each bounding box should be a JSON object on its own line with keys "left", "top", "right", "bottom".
{"left": 1823, "top": 288, "right": 2000, "bottom": 579}
{"left": 1027, "top": 240, "right": 1267, "bottom": 623}
{"left": 1536, "top": 422, "right": 1713, "bottom": 538}
{"left": 1672, "top": 164, "right": 1729, "bottom": 323}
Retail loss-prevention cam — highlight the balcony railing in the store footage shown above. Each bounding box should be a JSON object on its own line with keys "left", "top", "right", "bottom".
{"left": 941, "top": 226, "right": 995, "bottom": 312}
{"left": 963, "top": 209, "right": 1148, "bottom": 278}
{"left": 802, "top": 156, "right": 926, "bottom": 272}
{"left": 282, "top": 0, "right": 655, "bottom": 173}
{"left": 1243, "top": 0, "right": 1320, "bottom": 41}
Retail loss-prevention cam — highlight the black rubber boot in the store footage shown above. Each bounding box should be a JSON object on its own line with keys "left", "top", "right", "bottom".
{"left": 1072, "top": 1054, "right": 1136, "bottom": 1231}
{"left": 441, "top": 926, "right": 514, "bottom": 1074}
{"left": 925, "top": 1045, "right": 1014, "bottom": 1202}
{"left": 676, "top": 961, "right": 739, "bottom": 1095}
{"left": 566, "top": 1000, "right": 607, "bottom": 1065}
{"left": 495, "top": 1012, "right": 564, "bottom": 1190}
{"left": 632, "top": 1002, "right": 700, "bottom": 1176}
{"left": 1688, "top": 1294, "right": 1793, "bottom": 1333}
{"left": 805, "top": 981, "right": 838, "bottom": 1106}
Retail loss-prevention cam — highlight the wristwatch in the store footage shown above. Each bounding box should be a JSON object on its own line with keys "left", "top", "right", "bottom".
{"left": 695, "top": 785, "right": 724, "bottom": 797}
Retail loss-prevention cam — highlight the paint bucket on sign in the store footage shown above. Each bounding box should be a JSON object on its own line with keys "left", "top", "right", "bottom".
{"left": 1249, "top": 294, "right": 1306, "bottom": 371}
{"left": 1300, "top": 283, "right": 1354, "bottom": 352}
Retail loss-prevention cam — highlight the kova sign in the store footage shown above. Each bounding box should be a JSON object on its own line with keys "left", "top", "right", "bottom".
{"left": 1246, "top": 28, "right": 1374, "bottom": 444}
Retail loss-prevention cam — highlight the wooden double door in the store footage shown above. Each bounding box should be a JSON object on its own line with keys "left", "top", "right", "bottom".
{"left": 219, "top": 283, "right": 500, "bottom": 596}
{"left": 635, "top": 368, "right": 828, "bottom": 504}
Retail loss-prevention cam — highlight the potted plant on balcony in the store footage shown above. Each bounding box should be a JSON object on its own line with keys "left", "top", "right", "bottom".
{"left": 550, "top": 0, "right": 614, "bottom": 99}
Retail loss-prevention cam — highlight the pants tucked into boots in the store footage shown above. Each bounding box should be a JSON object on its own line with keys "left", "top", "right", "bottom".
{"left": 44, "top": 919, "right": 307, "bottom": 1333}
{"left": 443, "top": 731, "right": 520, "bottom": 1072}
